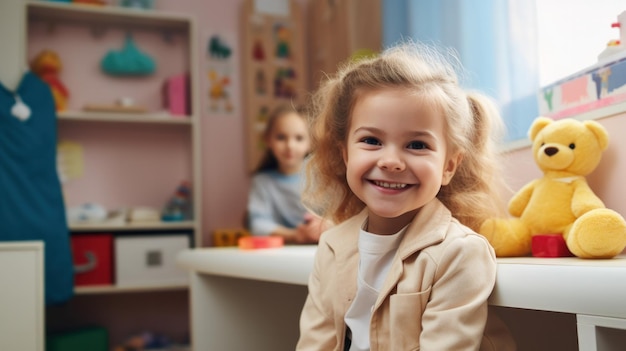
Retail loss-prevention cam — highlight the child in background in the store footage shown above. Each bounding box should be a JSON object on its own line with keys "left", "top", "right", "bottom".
{"left": 247, "top": 104, "right": 327, "bottom": 244}
{"left": 297, "top": 42, "right": 515, "bottom": 350}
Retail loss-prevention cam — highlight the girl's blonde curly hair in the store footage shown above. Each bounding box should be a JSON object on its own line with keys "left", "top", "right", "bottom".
{"left": 303, "top": 41, "right": 509, "bottom": 231}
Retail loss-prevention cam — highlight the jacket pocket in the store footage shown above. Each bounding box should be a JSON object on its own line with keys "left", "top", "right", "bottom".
{"left": 389, "top": 287, "right": 431, "bottom": 350}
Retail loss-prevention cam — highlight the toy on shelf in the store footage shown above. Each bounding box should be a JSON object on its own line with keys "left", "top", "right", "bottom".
{"left": 479, "top": 117, "right": 626, "bottom": 259}
{"left": 213, "top": 228, "right": 251, "bottom": 247}
{"left": 118, "top": 0, "right": 154, "bottom": 10}
{"left": 66, "top": 203, "right": 127, "bottom": 225}
{"left": 101, "top": 34, "right": 156, "bottom": 77}
{"left": 112, "top": 331, "right": 187, "bottom": 351}
{"left": 598, "top": 11, "right": 626, "bottom": 62}
{"left": 72, "top": 0, "right": 108, "bottom": 5}
{"left": 161, "top": 181, "right": 192, "bottom": 222}
{"left": 66, "top": 203, "right": 108, "bottom": 223}
{"left": 538, "top": 13, "right": 626, "bottom": 121}
{"left": 30, "top": 49, "right": 69, "bottom": 111}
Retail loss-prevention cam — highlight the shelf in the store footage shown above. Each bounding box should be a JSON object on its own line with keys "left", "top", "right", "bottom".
{"left": 58, "top": 110, "right": 193, "bottom": 124}
{"left": 75, "top": 283, "right": 188, "bottom": 295}
{"left": 27, "top": 1, "right": 192, "bottom": 31}
{"left": 69, "top": 220, "right": 196, "bottom": 232}
{"left": 17, "top": 1, "right": 202, "bottom": 346}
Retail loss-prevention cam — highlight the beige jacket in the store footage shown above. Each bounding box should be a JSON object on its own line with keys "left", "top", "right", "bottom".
{"left": 297, "top": 199, "right": 513, "bottom": 351}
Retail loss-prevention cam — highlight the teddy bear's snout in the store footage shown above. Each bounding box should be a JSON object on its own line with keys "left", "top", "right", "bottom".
{"left": 544, "top": 146, "right": 559, "bottom": 157}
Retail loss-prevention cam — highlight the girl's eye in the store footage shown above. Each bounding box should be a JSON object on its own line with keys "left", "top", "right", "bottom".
{"left": 361, "top": 137, "right": 380, "bottom": 146}
{"left": 407, "top": 141, "right": 427, "bottom": 150}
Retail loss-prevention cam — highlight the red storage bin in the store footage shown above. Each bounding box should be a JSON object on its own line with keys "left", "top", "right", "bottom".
{"left": 70, "top": 234, "right": 114, "bottom": 286}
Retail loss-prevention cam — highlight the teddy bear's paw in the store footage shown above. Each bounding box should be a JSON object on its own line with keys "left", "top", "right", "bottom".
{"left": 479, "top": 218, "right": 532, "bottom": 257}
{"left": 567, "top": 208, "right": 626, "bottom": 258}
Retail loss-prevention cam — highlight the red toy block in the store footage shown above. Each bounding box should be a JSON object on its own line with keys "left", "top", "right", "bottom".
{"left": 71, "top": 234, "right": 114, "bottom": 286}
{"left": 532, "top": 234, "right": 574, "bottom": 257}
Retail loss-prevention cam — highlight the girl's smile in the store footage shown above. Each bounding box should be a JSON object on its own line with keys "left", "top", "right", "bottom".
{"left": 371, "top": 180, "right": 410, "bottom": 190}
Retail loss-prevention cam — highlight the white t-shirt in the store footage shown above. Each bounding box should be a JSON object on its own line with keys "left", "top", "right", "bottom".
{"left": 344, "top": 220, "right": 407, "bottom": 351}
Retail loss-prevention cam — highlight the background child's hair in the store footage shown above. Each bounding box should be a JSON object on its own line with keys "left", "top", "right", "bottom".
{"left": 253, "top": 104, "right": 305, "bottom": 173}
{"left": 303, "top": 41, "right": 509, "bottom": 231}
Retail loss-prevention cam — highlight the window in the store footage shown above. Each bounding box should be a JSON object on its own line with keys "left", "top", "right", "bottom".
{"left": 536, "top": 0, "right": 624, "bottom": 86}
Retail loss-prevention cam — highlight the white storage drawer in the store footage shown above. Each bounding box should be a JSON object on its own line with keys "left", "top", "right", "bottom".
{"left": 115, "top": 234, "right": 190, "bottom": 288}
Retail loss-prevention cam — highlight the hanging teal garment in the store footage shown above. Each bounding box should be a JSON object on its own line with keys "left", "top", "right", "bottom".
{"left": 0, "top": 71, "right": 74, "bottom": 305}
{"left": 101, "top": 34, "right": 156, "bottom": 76}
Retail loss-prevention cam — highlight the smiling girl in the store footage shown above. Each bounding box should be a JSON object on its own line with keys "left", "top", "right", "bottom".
{"left": 247, "top": 105, "right": 327, "bottom": 244}
{"left": 296, "top": 42, "right": 514, "bottom": 350}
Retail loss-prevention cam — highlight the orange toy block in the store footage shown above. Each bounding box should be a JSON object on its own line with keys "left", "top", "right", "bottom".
{"left": 213, "top": 228, "right": 251, "bottom": 247}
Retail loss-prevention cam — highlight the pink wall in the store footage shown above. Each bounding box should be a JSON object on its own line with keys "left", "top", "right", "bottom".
{"left": 502, "top": 111, "right": 626, "bottom": 218}
{"left": 59, "top": 122, "right": 192, "bottom": 208}
{"left": 159, "top": 1, "right": 250, "bottom": 245}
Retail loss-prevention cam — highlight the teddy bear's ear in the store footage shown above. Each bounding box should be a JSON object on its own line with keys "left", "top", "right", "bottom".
{"left": 528, "top": 116, "right": 553, "bottom": 141}
{"left": 584, "top": 120, "right": 609, "bottom": 151}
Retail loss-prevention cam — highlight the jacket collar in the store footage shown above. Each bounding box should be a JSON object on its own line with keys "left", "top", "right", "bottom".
{"left": 324, "top": 198, "right": 451, "bottom": 255}
{"left": 323, "top": 199, "right": 453, "bottom": 309}
{"left": 396, "top": 198, "right": 451, "bottom": 258}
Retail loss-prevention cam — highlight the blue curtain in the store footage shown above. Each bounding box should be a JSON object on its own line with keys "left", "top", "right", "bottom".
{"left": 382, "top": 0, "right": 539, "bottom": 142}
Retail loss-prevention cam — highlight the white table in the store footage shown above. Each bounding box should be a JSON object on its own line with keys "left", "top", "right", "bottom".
{"left": 177, "top": 246, "right": 626, "bottom": 351}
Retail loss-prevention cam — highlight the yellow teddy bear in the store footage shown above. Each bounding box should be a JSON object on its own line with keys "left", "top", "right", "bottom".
{"left": 480, "top": 117, "right": 626, "bottom": 258}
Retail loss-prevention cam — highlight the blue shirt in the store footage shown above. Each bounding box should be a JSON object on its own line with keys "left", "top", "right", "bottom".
{"left": 247, "top": 169, "right": 308, "bottom": 236}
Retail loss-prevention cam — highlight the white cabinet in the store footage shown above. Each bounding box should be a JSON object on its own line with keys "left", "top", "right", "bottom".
{"left": 0, "top": 241, "right": 44, "bottom": 351}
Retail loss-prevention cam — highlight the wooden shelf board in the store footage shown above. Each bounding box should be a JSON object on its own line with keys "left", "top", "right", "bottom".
{"left": 27, "top": 1, "right": 192, "bottom": 31}
{"left": 69, "top": 220, "right": 196, "bottom": 232}
{"left": 75, "top": 283, "right": 188, "bottom": 295}
{"left": 58, "top": 110, "right": 193, "bottom": 124}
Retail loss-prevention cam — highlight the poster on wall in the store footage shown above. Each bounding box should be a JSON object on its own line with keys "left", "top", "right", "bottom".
{"left": 204, "top": 31, "right": 235, "bottom": 115}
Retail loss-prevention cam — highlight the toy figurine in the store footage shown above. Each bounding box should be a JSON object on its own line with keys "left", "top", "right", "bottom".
{"left": 161, "top": 181, "right": 193, "bottom": 221}
{"left": 30, "top": 49, "right": 70, "bottom": 111}
{"left": 598, "top": 11, "right": 626, "bottom": 62}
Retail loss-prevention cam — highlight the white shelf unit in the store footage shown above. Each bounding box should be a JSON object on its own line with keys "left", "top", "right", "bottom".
{"left": 25, "top": 1, "right": 202, "bottom": 294}
{"left": 26, "top": 1, "right": 203, "bottom": 251}
{"left": 0, "top": 0, "right": 202, "bottom": 350}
